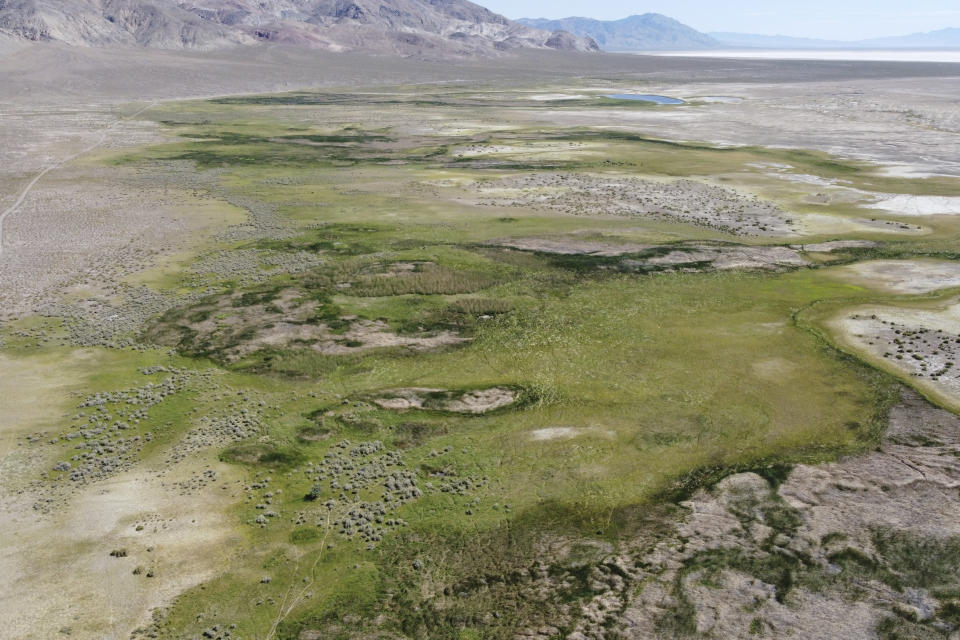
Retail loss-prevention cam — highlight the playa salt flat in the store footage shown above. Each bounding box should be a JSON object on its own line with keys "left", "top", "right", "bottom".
{"left": 866, "top": 194, "right": 960, "bottom": 216}
{"left": 830, "top": 260, "right": 960, "bottom": 294}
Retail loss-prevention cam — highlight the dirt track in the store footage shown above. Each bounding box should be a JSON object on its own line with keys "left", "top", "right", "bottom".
{"left": 0, "top": 102, "right": 155, "bottom": 257}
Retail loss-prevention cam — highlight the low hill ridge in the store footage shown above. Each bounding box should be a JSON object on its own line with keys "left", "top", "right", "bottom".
{"left": 517, "top": 13, "right": 718, "bottom": 51}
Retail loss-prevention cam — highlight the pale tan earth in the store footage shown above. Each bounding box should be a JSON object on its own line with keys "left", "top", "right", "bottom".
{"left": 491, "top": 236, "right": 809, "bottom": 271}
{"left": 751, "top": 357, "right": 798, "bottom": 381}
{"left": 640, "top": 245, "right": 808, "bottom": 270}
{"left": 831, "top": 259, "right": 960, "bottom": 294}
{"left": 528, "top": 427, "right": 617, "bottom": 441}
{"left": 794, "top": 239, "right": 878, "bottom": 253}
{"left": 832, "top": 302, "right": 960, "bottom": 411}
{"left": 315, "top": 320, "right": 469, "bottom": 355}
{"left": 866, "top": 194, "right": 960, "bottom": 215}
{"left": 451, "top": 141, "right": 601, "bottom": 158}
{"left": 0, "top": 458, "right": 240, "bottom": 640}
{"left": 490, "top": 237, "right": 653, "bottom": 256}
{"left": 0, "top": 349, "right": 243, "bottom": 639}
{"left": 444, "top": 387, "right": 517, "bottom": 414}
{"left": 371, "top": 389, "right": 444, "bottom": 411}
{"left": 372, "top": 387, "right": 516, "bottom": 414}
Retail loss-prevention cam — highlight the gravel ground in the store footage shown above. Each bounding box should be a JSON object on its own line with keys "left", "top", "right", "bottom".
{"left": 0, "top": 116, "right": 192, "bottom": 318}
{"left": 528, "top": 75, "right": 960, "bottom": 177}
{"left": 474, "top": 173, "right": 798, "bottom": 236}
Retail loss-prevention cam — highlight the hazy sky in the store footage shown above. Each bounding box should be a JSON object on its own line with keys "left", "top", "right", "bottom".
{"left": 480, "top": 0, "right": 960, "bottom": 40}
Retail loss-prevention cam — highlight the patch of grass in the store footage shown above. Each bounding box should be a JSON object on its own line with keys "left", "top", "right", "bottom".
{"left": 345, "top": 263, "right": 503, "bottom": 297}
{"left": 875, "top": 616, "right": 946, "bottom": 640}
{"left": 220, "top": 442, "right": 305, "bottom": 468}
{"left": 821, "top": 532, "right": 849, "bottom": 546}
{"left": 233, "top": 287, "right": 283, "bottom": 307}
{"left": 372, "top": 502, "right": 628, "bottom": 639}
{"left": 392, "top": 421, "right": 448, "bottom": 449}
{"left": 938, "top": 600, "right": 960, "bottom": 627}
{"left": 872, "top": 528, "right": 960, "bottom": 591}
{"left": 681, "top": 547, "right": 801, "bottom": 604}
{"left": 446, "top": 298, "right": 514, "bottom": 315}
{"left": 290, "top": 528, "right": 322, "bottom": 544}
{"left": 297, "top": 424, "right": 335, "bottom": 442}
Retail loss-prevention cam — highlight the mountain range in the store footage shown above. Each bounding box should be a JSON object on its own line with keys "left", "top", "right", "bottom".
{"left": 517, "top": 14, "right": 719, "bottom": 51}
{"left": 712, "top": 28, "right": 960, "bottom": 50}
{"left": 521, "top": 13, "right": 960, "bottom": 51}
{"left": 2, "top": 2, "right": 958, "bottom": 57}
{"left": 0, "top": 0, "right": 599, "bottom": 56}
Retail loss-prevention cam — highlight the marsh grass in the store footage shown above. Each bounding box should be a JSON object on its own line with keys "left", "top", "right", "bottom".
{"left": 81, "top": 89, "right": 960, "bottom": 639}
{"left": 346, "top": 263, "right": 503, "bottom": 297}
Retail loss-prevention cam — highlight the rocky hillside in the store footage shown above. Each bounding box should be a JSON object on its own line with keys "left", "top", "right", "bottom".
{"left": 0, "top": 0, "right": 599, "bottom": 55}
{"left": 518, "top": 13, "right": 718, "bottom": 51}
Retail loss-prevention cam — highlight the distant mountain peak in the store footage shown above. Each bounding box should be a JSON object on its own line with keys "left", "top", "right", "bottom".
{"left": 517, "top": 13, "right": 719, "bottom": 51}
{"left": 711, "top": 26, "right": 960, "bottom": 49}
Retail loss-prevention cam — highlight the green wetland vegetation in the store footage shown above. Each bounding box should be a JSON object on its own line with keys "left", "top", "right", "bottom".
{"left": 8, "top": 84, "right": 960, "bottom": 639}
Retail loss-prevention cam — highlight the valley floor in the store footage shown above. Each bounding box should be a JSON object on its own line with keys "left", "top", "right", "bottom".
{"left": 2, "top": 44, "right": 960, "bottom": 639}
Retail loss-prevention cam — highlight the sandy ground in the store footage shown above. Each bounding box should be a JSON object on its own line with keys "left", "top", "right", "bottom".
{"left": 0, "top": 349, "right": 243, "bottom": 639}
{"left": 0, "top": 459, "right": 241, "bottom": 639}
{"left": 5, "top": 43, "right": 959, "bottom": 106}
{"left": 833, "top": 302, "right": 960, "bottom": 410}
{"left": 866, "top": 194, "right": 960, "bottom": 216}
{"left": 831, "top": 259, "right": 960, "bottom": 294}
{"left": 528, "top": 426, "right": 616, "bottom": 441}
{"left": 0, "top": 110, "right": 217, "bottom": 317}
{"left": 372, "top": 387, "right": 516, "bottom": 414}
{"left": 520, "top": 75, "right": 960, "bottom": 178}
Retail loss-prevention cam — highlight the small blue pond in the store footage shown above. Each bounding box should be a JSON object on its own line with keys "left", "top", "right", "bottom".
{"left": 605, "top": 94, "right": 685, "bottom": 105}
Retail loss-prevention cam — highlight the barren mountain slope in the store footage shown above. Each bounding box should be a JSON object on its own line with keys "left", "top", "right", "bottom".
{"left": 0, "top": 0, "right": 246, "bottom": 47}
{"left": 0, "top": 0, "right": 599, "bottom": 54}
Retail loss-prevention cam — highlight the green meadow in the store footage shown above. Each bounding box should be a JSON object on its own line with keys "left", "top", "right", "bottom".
{"left": 11, "top": 84, "right": 960, "bottom": 639}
